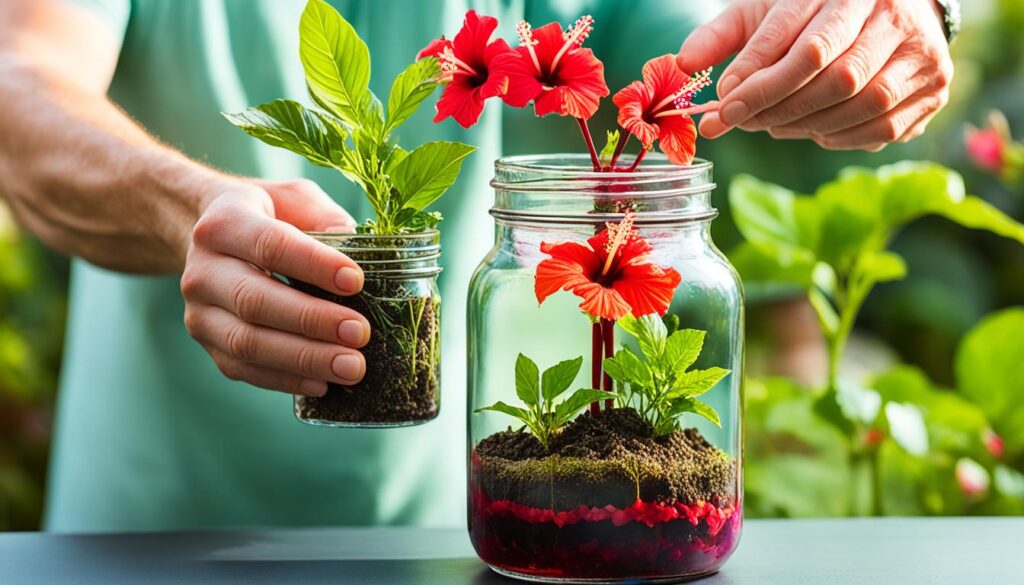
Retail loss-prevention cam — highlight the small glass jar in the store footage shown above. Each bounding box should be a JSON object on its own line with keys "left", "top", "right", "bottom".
{"left": 467, "top": 155, "right": 743, "bottom": 582}
{"left": 287, "top": 231, "right": 441, "bottom": 427}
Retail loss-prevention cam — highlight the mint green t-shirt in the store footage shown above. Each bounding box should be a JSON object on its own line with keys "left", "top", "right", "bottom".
{"left": 46, "top": 0, "right": 706, "bottom": 532}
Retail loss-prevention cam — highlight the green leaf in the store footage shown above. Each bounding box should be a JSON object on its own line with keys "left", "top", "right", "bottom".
{"left": 662, "top": 314, "right": 680, "bottom": 336}
{"left": 876, "top": 161, "right": 965, "bottom": 225}
{"left": 728, "top": 241, "right": 818, "bottom": 288}
{"left": 690, "top": 400, "right": 722, "bottom": 427}
{"left": 729, "top": 174, "right": 819, "bottom": 265}
{"left": 386, "top": 57, "right": 441, "bottom": 134}
{"left": 223, "top": 99, "right": 347, "bottom": 168}
{"left": 514, "top": 353, "right": 540, "bottom": 407}
{"left": 541, "top": 356, "right": 584, "bottom": 402}
{"left": 299, "top": 0, "right": 371, "bottom": 127}
{"left": 937, "top": 196, "right": 1024, "bottom": 245}
{"left": 669, "top": 366, "right": 729, "bottom": 398}
{"left": 598, "top": 130, "right": 619, "bottom": 166}
{"left": 602, "top": 347, "right": 652, "bottom": 388}
{"left": 617, "top": 314, "right": 667, "bottom": 362}
{"left": 554, "top": 388, "right": 616, "bottom": 425}
{"left": 955, "top": 308, "right": 1024, "bottom": 454}
{"left": 664, "top": 397, "right": 721, "bottom": 426}
{"left": 475, "top": 401, "right": 532, "bottom": 424}
{"left": 664, "top": 328, "right": 705, "bottom": 375}
{"left": 807, "top": 287, "right": 839, "bottom": 337}
{"left": 884, "top": 402, "right": 929, "bottom": 456}
{"left": 856, "top": 250, "right": 907, "bottom": 284}
{"left": 391, "top": 208, "right": 442, "bottom": 232}
{"left": 390, "top": 141, "right": 476, "bottom": 211}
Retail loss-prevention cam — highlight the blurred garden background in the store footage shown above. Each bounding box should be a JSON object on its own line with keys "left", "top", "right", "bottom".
{"left": 2, "top": 0, "right": 1023, "bottom": 530}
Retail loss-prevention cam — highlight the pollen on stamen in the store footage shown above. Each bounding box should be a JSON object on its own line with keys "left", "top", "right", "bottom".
{"left": 516, "top": 21, "right": 538, "bottom": 47}
{"left": 563, "top": 15, "right": 594, "bottom": 47}
{"left": 673, "top": 67, "right": 713, "bottom": 109}
{"left": 604, "top": 212, "right": 638, "bottom": 259}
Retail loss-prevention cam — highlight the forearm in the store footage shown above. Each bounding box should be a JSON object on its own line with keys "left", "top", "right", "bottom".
{"left": 0, "top": 59, "right": 234, "bottom": 273}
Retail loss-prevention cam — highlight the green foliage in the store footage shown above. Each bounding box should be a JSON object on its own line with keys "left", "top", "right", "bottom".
{"left": 476, "top": 354, "right": 614, "bottom": 450}
{"left": 604, "top": 314, "right": 728, "bottom": 434}
{"left": 225, "top": 0, "right": 474, "bottom": 235}
{"left": 598, "top": 130, "right": 619, "bottom": 167}
{"left": 729, "top": 162, "right": 1024, "bottom": 435}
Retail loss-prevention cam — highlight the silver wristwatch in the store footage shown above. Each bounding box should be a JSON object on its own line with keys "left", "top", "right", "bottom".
{"left": 934, "top": 0, "right": 962, "bottom": 43}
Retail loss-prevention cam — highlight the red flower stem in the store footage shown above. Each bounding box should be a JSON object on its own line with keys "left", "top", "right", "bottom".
{"left": 626, "top": 148, "right": 648, "bottom": 172}
{"left": 606, "top": 131, "right": 631, "bottom": 170}
{"left": 576, "top": 118, "right": 601, "bottom": 171}
{"left": 590, "top": 321, "right": 602, "bottom": 415}
{"left": 602, "top": 318, "right": 615, "bottom": 409}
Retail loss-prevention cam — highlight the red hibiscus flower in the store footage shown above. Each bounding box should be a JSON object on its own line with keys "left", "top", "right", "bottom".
{"left": 612, "top": 55, "right": 715, "bottom": 165}
{"left": 965, "top": 112, "right": 1010, "bottom": 174}
{"left": 418, "top": 11, "right": 516, "bottom": 128}
{"left": 501, "top": 17, "right": 609, "bottom": 119}
{"left": 535, "top": 214, "right": 681, "bottom": 321}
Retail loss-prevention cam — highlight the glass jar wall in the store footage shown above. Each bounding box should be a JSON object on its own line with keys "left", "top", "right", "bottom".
{"left": 467, "top": 155, "right": 743, "bottom": 582}
{"left": 288, "top": 231, "right": 441, "bottom": 427}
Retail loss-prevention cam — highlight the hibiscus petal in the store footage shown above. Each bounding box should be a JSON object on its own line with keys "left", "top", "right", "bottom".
{"left": 528, "top": 22, "right": 565, "bottom": 66}
{"left": 418, "top": 37, "right": 451, "bottom": 60}
{"left": 656, "top": 114, "right": 698, "bottom": 165}
{"left": 550, "top": 47, "right": 608, "bottom": 119}
{"left": 452, "top": 10, "right": 500, "bottom": 70}
{"left": 535, "top": 257, "right": 593, "bottom": 305}
{"left": 586, "top": 228, "right": 652, "bottom": 270}
{"left": 613, "top": 261, "right": 681, "bottom": 317}
{"left": 613, "top": 81, "right": 658, "bottom": 147}
{"left": 642, "top": 54, "right": 690, "bottom": 107}
{"left": 540, "top": 241, "right": 602, "bottom": 274}
{"left": 499, "top": 49, "right": 544, "bottom": 107}
{"left": 433, "top": 78, "right": 486, "bottom": 128}
{"left": 573, "top": 282, "right": 632, "bottom": 321}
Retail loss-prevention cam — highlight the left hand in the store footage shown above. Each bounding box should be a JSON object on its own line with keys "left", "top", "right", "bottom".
{"left": 677, "top": 0, "right": 954, "bottom": 152}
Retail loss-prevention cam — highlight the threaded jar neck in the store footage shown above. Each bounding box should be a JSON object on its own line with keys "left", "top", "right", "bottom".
{"left": 306, "top": 231, "right": 441, "bottom": 278}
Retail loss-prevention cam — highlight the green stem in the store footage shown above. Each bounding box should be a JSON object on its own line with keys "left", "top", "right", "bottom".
{"left": 870, "top": 448, "right": 884, "bottom": 516}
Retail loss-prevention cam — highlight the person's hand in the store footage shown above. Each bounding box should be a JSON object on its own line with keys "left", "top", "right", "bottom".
{"left": 677, "top": 0, "right": 954, "bottom": 151}
{"left": 181, "top": 178, "right": 369, "bottom": 396}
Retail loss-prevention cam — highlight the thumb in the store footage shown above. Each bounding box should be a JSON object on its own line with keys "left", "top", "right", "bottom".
{"left": 255, "top": 179, "right": 356, "bottom": 233}
{"left": 676, "top": 3, "right": 752, "bottom": 73}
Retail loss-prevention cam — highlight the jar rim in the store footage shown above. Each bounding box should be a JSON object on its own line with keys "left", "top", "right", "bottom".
{"left": 493, "top": 153, "right": 712, "bottom": 181}
{"left": 305, "top": 230, "right": 442, "bottom": 278}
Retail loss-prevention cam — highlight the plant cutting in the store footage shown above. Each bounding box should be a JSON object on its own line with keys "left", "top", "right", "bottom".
{"left": 224, "top": 0, "right": 475, "bottom": 425}
{"left": 470, "top": 218, "right": 739, "bottom": 581}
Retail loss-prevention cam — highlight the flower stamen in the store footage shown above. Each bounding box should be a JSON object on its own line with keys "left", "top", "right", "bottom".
{"left": 653, "top": 67, "right": 713, "bottom": 113}
{"left": 438, "top": 45, "right": 480, "bottom": 79}
{"left": 601, "top": 212, "right": 637, "bottom": 276}
{"left": 516, "top": 21, "right": 543, "bottom": 74}
{"left": 550, "top": 15, "right": 594, "bottom": 74}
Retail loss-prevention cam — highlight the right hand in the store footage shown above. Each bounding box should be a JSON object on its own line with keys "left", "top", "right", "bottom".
{"left": 181, "top": 178, "right": 369, "bottom": 396}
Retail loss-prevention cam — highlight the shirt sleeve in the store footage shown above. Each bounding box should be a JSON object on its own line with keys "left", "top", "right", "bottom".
{"left": 57, "top": 0, "right": 131, "bottom": 49}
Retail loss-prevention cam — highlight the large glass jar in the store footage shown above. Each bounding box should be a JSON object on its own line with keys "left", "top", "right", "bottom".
{"left": 467, "top": 155, "right": 743, "bottom": 582}
{"left": 287, "top": 231, "right": 441, "bottom": 427}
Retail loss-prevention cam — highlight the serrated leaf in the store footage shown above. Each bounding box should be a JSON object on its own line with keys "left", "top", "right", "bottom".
{"left": 554, "top": 389, "right": 616, "bottom": 425}
{"left": 541, "top": 356, "right": 583, "bottom": 403}
{"left": 618, "top": 314, "right": 667, "bottom": 362}
{"left": 223, "top": 99, "right": 347, "bottom": 168}
{"left": 670, "top": 367, "right": 729, "bottom": 398}
{"left": 664, "top": 328, "right": 705, "bottom": 374}
{"left": 391, "top": 141, "right": 476, "bottom": 211}
{"left": 514, "top": 353, "right": 540, "bottom": 407}
{"left": 602, "top": 347, "right": 652, "bottom": 389}
{"left": 475, "top": 401, "right": 532, "bottom": 425}
{"left": 386, "top": 57, "right": 441, "bottom": 134}
{"left": 299, "top": 0, "right": 371, "bottom": 128}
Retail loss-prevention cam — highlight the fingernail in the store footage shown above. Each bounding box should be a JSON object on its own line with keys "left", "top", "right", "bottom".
{"left": 720, "top": 101, "right": 750, "bottom": 126}
{"left": 338, "top": 319, "right": 369, "bottom": 347}
{"left": 332, "top": 354, "right": 365, "bottom": 383}
{"left": 298, "top": 379, "right": 327, "bottom": 397}
{"left": 335, "top": 266, "right": 363, "bottom": 294}
{"left": 718, "top": 75, "right": 740, "bottom": 98}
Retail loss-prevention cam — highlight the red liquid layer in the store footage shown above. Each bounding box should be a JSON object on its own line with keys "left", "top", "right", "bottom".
{"left": 470, "top": 465, "right": 741, "bottom": 580}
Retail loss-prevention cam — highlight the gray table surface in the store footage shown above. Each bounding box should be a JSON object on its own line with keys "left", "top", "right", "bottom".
{"left": 2, "top": 518, "right": 1022, "bottom": 584}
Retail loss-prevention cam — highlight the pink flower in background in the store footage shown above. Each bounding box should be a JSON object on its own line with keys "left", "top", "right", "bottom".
{"left": 955, "top": 458, "right": 989, "bottom": 497}
{"left": 983, "top": 428, "right": 1005, "bottom": 459}
{"left": 965, "top": 110, "right": 1011, "bottom": 174}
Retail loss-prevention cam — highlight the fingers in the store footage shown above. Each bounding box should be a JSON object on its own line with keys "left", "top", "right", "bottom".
{"left": 750, "top": 11, "right": 904, "bottom": 129}
{"left": 717, "top": 0, "right": 874, "bottom": 131}
{"left": 185, "top": 304, "right": 366, "bottom": 386}
{"left": 811, "top": 88, "right": 948, "bottom": 150}
{"left": 206, "top": 348, "right": 329, "bottom": 397}
{"left": 768, "top": 54, "right": 928, "bottom": 137}
{"left": 676, "top": 0, "right": 767, "bottom": 73}
{"left": 192, "top": 195, "right": 363, "bottom": 296}
{"left": 256, "top": 178, "right": 356, "bottom": 233}
{"left": 180, "top": 252, "right": 370, "bottom": 347}
{"left": 714, "top": 0, "right": 823, "bottom": 101}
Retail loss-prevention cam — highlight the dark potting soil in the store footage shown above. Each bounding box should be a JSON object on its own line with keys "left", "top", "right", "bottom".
{"left": 288, "top": 276, "right": 440, "bottom": 425}
{"left": 474, "top": 407, "right": 736, "bottom": 509}
{"left": 470, "top": 408, "right": 741, "bottom": 580}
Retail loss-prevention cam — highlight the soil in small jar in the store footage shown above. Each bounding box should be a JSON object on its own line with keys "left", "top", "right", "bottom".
{"left": 288, "top": 274, "right": 440, "bottom": 426}
{"left": 470, "top": 408, "right": 740, "bottom": 580}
